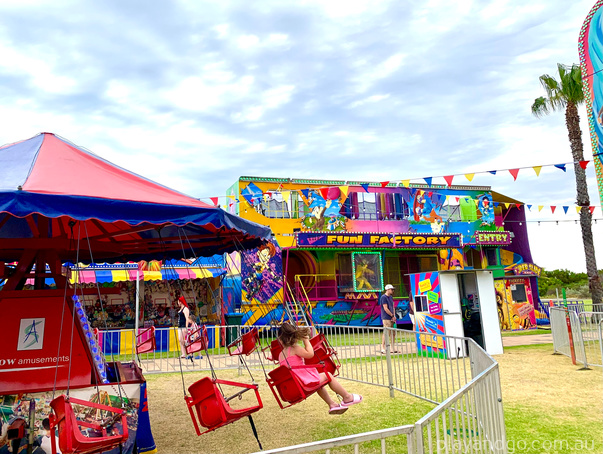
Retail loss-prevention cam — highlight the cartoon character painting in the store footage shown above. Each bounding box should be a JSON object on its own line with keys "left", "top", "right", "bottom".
{"left": 301, "top": 188, "right": 346, "bottom": 231}
{"left": 242, "top": 241, "right": 281, "bottom": 302}
{"left": 412, "top": 191, "right": 442, "bottom": 223}
{"left": 478, "top": 194, "right": 494, "bottom": 225}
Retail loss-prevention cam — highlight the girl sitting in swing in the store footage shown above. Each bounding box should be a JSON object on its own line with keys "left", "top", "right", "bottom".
{"left": 277, "top": 322, "right": 363, "bottom": 415}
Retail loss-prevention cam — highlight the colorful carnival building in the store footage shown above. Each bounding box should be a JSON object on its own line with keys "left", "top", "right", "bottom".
{"left": 227, "top": 176, "right": 542, "bottom": 354}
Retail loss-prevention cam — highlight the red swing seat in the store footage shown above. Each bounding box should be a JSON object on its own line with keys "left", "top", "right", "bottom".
{"left": 49, "top": 395, "right": 129, "bottom": 454}
{"left": 185, "top": 377, "right": 263, "bottom": 436}
{"left": 305, "top": 333, "right": 341, "bottom": 377}
{"left": 266, "top": 362, "right": 331, "bottom": 409}
{"left": 262, "top": 338, "right": 283, "bottom": 362}
{"left": 185, "top": 325, "right": 209, "bottom": 355}
{"left": 228, "top": 327, "right": 259, "bottom": 356}
{"left": 136, "top": 326, "right": 156, "bottom": 354}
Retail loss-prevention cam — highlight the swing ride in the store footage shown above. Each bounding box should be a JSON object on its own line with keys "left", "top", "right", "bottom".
{"left": 0, "top": 133, "right": 271, "bottom": 454}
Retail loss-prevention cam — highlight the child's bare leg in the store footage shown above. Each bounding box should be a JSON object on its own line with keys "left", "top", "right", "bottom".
{"left": 316, "top": 386, "right": 338, "bottom": 409}
{"left": 322, "top": 373, "right": 352, "bottom": 402}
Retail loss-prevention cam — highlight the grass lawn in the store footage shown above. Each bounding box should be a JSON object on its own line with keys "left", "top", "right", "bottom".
{"left": 501, "top": 328, "right": 551, "bottom": 337}
{"left": 144, "top": 342, "right": 602, "bottom": 454}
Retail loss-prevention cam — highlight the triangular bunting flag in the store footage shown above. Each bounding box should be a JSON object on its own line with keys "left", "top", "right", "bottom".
{"left": 465, "top": 173, "right": 474, "bottom": 182}
{"left": 579, "top": 160, "right": 589, "bottom": 170}
{"left": 339, "top": 186, "right": 349, "bottom": 197}
{"left": 424, "top": 177, "right": 432, "bottom": 187}
{"left": 563, "top": 206, "right": 569, "bottom": 214}
{"left": 532, "top": 166, "right": 542, "bottom": 176}
{"left": 319, "top": 187, "right": 329, "bottom": 199}
{"left": 509, "top": 168, "right": 520, "bottom": 180}
{"left": 504, "top": 202, "right": 511, "bottom": 209}
{"left": 401, "top": 179, "right": 410, "bottom": 188}
{"left": 551, "top": 206, "right": 556, "bottom": 213}
{"left": 474, "top": 199, "right": 479, "bottom": 206}
{"left": 494, "top": 202, "right": 500, "bottom": 207}
{"left": 515, "top": 203, "right": 521, "bottom": 210}
{"left": 281, "top": 190, "right": 290, "bottom": 200}
{"left": 380, "top": 181, "right": 389, "bottom": 188}
{"left": 455, "top": 197, "right": 460, "bottom": 203}
{"left": 227, "top": 195, "right": 236, "bottom": 201}
{"left": 301, "top": 188, "right": 310, "bottom": 198}
{"left": 538, "top": 205, "right": 544, "bottom": 212}
{"left": 590, "top": 206, "right": 596, "bottom": 214}
{"left": 527, "top": 204, "right": 532, "bottom": 211}
{"left": 488, "top": 170, "right": 497, "bottom": 175}
{"left": 210, "top": 197, "right": 219, "bottom": 206}
{"left": 554, "top": 164, "right": 567, "bottom": 172}
{"left": 361, "top": 183, "right": 370, "bottom": 193}
{"left": 444, "top": 175, "right": 454, "bottom": 186}
{"left": 576, "top": 206, "right": 581, "bottom": 214}
{"left": 428, "top": 192, "right": 433, "bottom": 198}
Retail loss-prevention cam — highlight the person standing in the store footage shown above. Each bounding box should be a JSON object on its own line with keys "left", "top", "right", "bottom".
{"left": 177, "top": 296, "right": 191, "bottom": 359}
{"left": 380, "top": 284, "right": 397, "bottom": 353}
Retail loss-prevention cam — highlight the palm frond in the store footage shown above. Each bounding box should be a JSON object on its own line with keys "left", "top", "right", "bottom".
{"left": 531, "top": 96, "right": 551, "bottom": 117}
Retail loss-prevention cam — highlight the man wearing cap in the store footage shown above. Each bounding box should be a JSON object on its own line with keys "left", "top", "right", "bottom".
{"left": 380, "top": 284, "right": 397, "bottom": 353}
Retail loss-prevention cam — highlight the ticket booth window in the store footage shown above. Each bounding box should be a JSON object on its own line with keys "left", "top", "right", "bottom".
{"left": 511, "top": 283, "right": 527, "bottom": 303}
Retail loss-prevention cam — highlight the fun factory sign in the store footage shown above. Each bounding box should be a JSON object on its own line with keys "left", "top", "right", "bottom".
{"left": 296, "top": 232, "right": 462, "bottom": 248}
{"left": 475, "top": 231, "right": 512, "bottom": 246}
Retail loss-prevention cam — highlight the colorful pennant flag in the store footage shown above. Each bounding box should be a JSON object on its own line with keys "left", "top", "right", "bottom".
{"left": 444, "top": 175, "right": 454, "bottom": 186}
{"left": 590, "top": 206, "right": 596, "bottom": 214}
{"left": 210, "top": 197, "right": 219, "bottom": 206}
{"left": 465, "top": 173, "right": 475, "bottom": 182}
{"left": 380, "top": 181, "right": 390, "bottom": 188}
{"left": 301, "top": 188, "right": 310, "bottom": 198}
{"left": 488, "top": 170, "right": 497, "bottom": 175}
{"left": 532, "top": 166, "right": 542, "bottom": 176}
{"left": 281, "top": 190, "right": 291, "bottom": 201}
{"left": 494, "top": 202, "right": 500, "bottom": 208}
{"left": 563, "top": 206, "right": 569, "bottom": 214}
{"left": 509, "top": 168, "right": 520, "bottom": 180}
{"left": 455, "top": 197, "right": 460, "bottom": 203}
{"left": 361, "top": 183, "right": 370, "bottom": 193}
{"left": 554, "top": 164, "right": 567, "bottom": 172}
{"left": 319, "top": 187, "right": 329, "bottom": 199}
{"left": 515, "top": 203, "right": 521, "bottom": 210}
{"left": 538, "top": 206, "right": 544, "bottom": 212}
{"left": 400, "top": 179, "right": 410, "bottom": 188}
{"left": 527, "top": 204, "right": 532, "bottom": 211}
{"left": 579, "top": 160, "right": 589, "bottom": 170}
{"left": 428, "top": 192, "right": 433, "bottom": 198}
{"left": 576, "top": 206, "right": 582, "bottom": 214}
{"left": 339, "top": 186, "right": 349, "bottom": 196}
{"left": 424, "top": 177, "right": 432, "bottom": 187}
{"left": 551, "top": 206, "right": 556, "bottom": 213}
{"left": 504, "top": 202, "right": 511, "bottom": 209}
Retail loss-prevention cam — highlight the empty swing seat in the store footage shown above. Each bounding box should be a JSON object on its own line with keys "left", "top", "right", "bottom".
{"left": 185, "top": 325, "right": 209, "bottom": 355}
{"left": 267, "top": 362, "right": 331, "bottom": 409}
{"left": 262, "top": 339, "right": 283, "bottom": 363}
{"left": 305, "top": 333, "right": 341, "bottom": 377}
{"left": 49, "top": 395, "right": 129, "bottom": 454}
{"left": 136, "top": 326, "right": 156, "bottom": 354}
{"left": 185, "top": 377, "right": 263, "bottom": 436}
{"left": 228, "top": 328, "right": 259, "bottom": 356}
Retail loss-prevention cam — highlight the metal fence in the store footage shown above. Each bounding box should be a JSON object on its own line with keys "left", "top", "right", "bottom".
{"left": 550, "top": 307, "right": 603, "bottom": 369}
{"left": 99, "top": 324, "right": 506, "bottom": 453}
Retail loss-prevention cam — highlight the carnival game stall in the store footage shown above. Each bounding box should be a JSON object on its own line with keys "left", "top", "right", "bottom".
{"left": 0, "top": 133, "right": 270, "bottom": 454}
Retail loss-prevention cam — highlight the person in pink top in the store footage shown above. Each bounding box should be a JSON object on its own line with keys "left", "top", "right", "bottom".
{"left": 277, "top": 322, "right": 363, "bottom": 415}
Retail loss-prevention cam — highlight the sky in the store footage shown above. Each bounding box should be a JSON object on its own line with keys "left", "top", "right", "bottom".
{"left": 0, "top": 0, "right": 602, "bottom": 273}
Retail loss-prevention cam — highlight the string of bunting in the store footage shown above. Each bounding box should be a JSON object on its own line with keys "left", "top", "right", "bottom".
{"left": 200, "top": 159, "right": 595, "bottom": 208}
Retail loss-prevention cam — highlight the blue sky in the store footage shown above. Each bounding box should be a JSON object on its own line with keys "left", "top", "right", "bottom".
{"left": 1, "top": 0, "right": 602, "bottom": 273}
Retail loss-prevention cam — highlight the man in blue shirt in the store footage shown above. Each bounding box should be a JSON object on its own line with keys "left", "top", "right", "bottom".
{"left": 380, "top": 284, "right": 397, "bottom": 353}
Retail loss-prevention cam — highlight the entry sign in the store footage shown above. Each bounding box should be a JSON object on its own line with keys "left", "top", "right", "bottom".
{"left": 475, "top": 231, "right": 511, "bottom": 246}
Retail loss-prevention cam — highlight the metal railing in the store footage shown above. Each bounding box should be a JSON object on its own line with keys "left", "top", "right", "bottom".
{"left": 99, "top": 324, "right": 506, "bottom": 453}
{"left": 550, "top": 307, "right": 603, "bottom": 368}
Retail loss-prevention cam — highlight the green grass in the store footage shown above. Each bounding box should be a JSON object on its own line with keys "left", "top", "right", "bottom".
{"left": 501, "top": 328, "right": 551, "bottom": 337}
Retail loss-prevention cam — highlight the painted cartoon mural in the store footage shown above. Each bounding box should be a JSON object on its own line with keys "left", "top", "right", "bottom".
{"left": 579, "top": 3, "right": 603, "bottom": 206}
{"left": 300, "top": 187, "right": 347, "bottom": 231}
{"left": 494, "top": 278, "right": 536, "bottom": 330}
{"left": 477, "top": 193, "right": 495, "bottom": 225}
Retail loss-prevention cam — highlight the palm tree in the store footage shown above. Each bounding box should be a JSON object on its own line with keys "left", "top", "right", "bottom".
{"left": 532, "top": 63, "right": 603, "bottom": 305}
